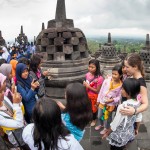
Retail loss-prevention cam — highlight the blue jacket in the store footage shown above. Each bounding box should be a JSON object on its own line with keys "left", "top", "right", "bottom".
{"left": 17, "top": 84, "right": 37, "bottom": 119}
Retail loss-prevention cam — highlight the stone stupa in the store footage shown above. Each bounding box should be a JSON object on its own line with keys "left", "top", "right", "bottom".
{"left": 140, "top": 34, "right": 150, "bottom": 81}
{"left": 0, "top": 31, "right": 6, "bottom": 46}
{"left": 16, "top": 26, "right": 28, "bottom": 45}
{"left": 98, "top": 33, "right": 121, "bottom": 74}
{"left": 36, "top": 0, "right": 90, "bottom": 99}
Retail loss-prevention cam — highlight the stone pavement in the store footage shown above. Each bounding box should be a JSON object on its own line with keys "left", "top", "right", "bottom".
{"left": 80, "top": 82, "right": 150, "bottom": 150}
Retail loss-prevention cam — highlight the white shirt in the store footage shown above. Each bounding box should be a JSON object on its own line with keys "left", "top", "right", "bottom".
{"left": 110, "top": 99, "right": 142, "bottom": 131}
{"left": 22, "top": 123, "right": 84, "bottom": 150}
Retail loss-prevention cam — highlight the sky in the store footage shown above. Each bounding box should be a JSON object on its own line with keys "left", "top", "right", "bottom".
{"left": 0, "top": 0, "right": 150, "bottom": 42}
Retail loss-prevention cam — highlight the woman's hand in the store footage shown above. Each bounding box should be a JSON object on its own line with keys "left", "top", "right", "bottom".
{"left": 31, "top": 80, "right": 40, "bottom": 90}
{"left": 120, "top": 105, "right": 135, "bottom": 116}
{"left": 11, "top": 82, "right": 16, "bottom": 94}
{"left": 13, "top": 92, "right": 22, "bottom": 103}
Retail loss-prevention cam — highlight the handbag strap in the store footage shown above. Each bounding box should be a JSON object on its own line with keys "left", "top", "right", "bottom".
{"left": 3, "top": 100, "right": 13, "bottom": 116}
{"left": 11, "top": 129, "right": 23, "bottom": 149}
{"left": 89, "top": 76, "right": 97, "bottom": 83}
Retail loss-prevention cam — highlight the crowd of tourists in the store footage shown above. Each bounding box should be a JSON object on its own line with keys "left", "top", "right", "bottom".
{"left": 0, "top": 46, "right": 148, "bottom": 150}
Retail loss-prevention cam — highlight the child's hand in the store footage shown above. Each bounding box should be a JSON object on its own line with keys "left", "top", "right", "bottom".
{"left": 43, "top": 71, "right": 49, "bottom": 76}
{"left": 83, "top": 81, "right": 90, "bottom": 88}
{"left": 102, "top": 133, "right": 108, "bottom": 139}
{"left": 102, "top": 128, "right": 111, "bottom": 139}
{"left": 105, "top": 98, "right": 113, "bottom": 104}
{"left": 96, "top": 102, "right": 100, "bottom": 107}
{"left": 56, "top": 101, "right": 66, "bottom": 110}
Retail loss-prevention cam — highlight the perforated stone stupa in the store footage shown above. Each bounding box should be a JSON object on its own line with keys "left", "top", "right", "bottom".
{"left": 98, "top": 33, "right": 121, "bottom": 71}
{"left": 140, "top": 34, "right": 150, "bottom": 80}
{"left": 16, "top": 26, "right": 28, "bottom": 45}
{"left": 36, "top": 0, "right": 90, "bottom": 99}
{"left": 0, "top": 31, "right": 6, "bottom": 46}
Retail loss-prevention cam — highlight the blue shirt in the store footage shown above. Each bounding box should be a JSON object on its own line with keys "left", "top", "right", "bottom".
{"left": 61, "top": 113, "right": 85, "bottom": 141}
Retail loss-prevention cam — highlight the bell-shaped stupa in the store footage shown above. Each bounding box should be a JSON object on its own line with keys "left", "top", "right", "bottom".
{"left": 0, "top": 31, "right": 6, "bottom": 46}
{"left": 98, "top": 33, "right": 121, "bottom": 73}
{"left": 140, "top": 34, "right": 150, "bottom": 80}
{"left": 16, "top": 26, "right": 28, "bottom": 45}
{"left": 36, "top": 0, "right": 90, "bottom": 99}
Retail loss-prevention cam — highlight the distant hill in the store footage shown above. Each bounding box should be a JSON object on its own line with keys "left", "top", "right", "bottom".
{"left": 87, "top": 37, "right": 145, "bottom": 54}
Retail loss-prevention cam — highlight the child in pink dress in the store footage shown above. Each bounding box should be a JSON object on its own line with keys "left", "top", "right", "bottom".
{"left": 83, "top": 59, "right": 104, "bottom": 126}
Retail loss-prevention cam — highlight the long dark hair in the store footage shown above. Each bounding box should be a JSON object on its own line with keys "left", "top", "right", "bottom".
{"left": 89, "top": 59, "right": 102, "bottom": 77}
{"left": 122, "top": 78, "right": 140, "bottom": 99}
{"left": 65, "top": 82, "right": 92, "bottom": 130}
{"left": 30, "top": 54, "right": 41, "bottom": 73}
{"left": 33, "top": 98, "right": 70, "bottom": 150}
{"left": 125, "top": 53, "right": 145, "bottom": 77}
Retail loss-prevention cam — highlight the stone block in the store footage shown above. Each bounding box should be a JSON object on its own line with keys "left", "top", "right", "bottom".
{"left": 48, "top": 54, "right": 54, "bottom": 60}
{"left": 81, "top": 51, "right": 89, "bottom": 58}
{"left": 62, "top": 32, "right": 72, "bottom": 38}
{"left": 49, "top": 39, "right": 54, "bottom": 45}
{"left": 79, "top": 44, "right": 86, "bottom": 52}
{"left": 54, "top": 37, "right": 64, "bottom": 46}
{"left": 75, "top": 32, "right": 83, "bottom": 38}
{"left": 42, "top": 33, "right": 48, "bottom": 38}
{"left": 79, "top": 37, "right": 87, "bottom": 44}
{"left": 41, "top": 38, "right": 49, "bottom": 46}
{"left": 71, "top": 51, "right": 81, "bottom": 60}
{"left": 36, "top": 52, "right": 47, "bottom": 61}
{"left": 48, "top": 32, "right": 57, "bottom": 38}
{"left": 54, "top": 52, "right": 65, "bottom": 61}
{"left": 69, "top": 37, "right": 79, "bottom": 45}
{"left": 63, "top": 44, "right": 73, "bottom": 54}
{"left": 36, "top": 45, "right": 42, "bottom": 52}
{"left": 36, "top": 38, "right": 41, "bottom": 45}
{"left": 46, "top": 45, "right": 56, "bottom": 54}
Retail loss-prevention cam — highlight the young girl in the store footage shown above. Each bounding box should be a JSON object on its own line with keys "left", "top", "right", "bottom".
{"left": 95, "top": 64, "right": 123, "bottom": 134}
{"left": 120, "top": 53, "right": 148, "bottom": 116}
{"left": 102, "top": 78, "right": 142, "bottom": 150}
{"left": 16, "top": 63, "right": 39, "bottom": 123}
{"left": 83, "top": 59, "right": 104, "bottom": 126}
{"left": 23, "top": 98, "right": 84, "bottom": 150}
{"left": 57, "top": 82, "right": 92, "bottom": 141}
{"left": 29, "top": 54, "right": 48, "bottom": 98}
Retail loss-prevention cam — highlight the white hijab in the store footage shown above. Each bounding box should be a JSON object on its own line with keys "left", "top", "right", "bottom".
{"left": 2, "top": 46, "right": 10, "bottom": 60}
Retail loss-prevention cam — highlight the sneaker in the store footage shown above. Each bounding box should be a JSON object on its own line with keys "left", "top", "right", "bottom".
{"left": 95, "top": 125, "right": 103, "bottom": 131}
{"left": 90, "top": 120, "right": 96, "bottom": 126}
{"left": 100, "top": 128, "right": 108, "bottom": 134}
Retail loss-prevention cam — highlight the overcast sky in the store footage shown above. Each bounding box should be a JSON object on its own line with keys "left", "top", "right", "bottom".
{"left": 0, "top": 0, "right": 150, "bottom": 42}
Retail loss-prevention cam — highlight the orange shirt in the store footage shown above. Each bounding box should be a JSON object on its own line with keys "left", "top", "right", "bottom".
{"left": 10, "top": 59, "right": 18, "bottom": 77}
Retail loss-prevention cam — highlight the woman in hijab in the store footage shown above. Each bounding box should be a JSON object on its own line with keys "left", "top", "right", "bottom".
{"left": 0, "top": 64, "right": 14, "bottom": 102}
{"left": 0, "top": 63, "right": 12, "bottom": 89}
{"left": 16, "top": 63, "right": 39, "bottom": 123}
{"left": 2, "top": 46, "right": 10, "bottom": 61}
{"left": 0, "top": 73, "right": 24, "bottom": 147}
